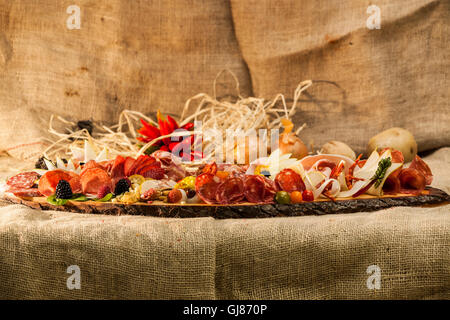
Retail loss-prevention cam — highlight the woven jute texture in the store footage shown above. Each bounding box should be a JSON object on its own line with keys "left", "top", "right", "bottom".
{"left": 0, "top": 148, "right": 448, "bottom": 299}
{"left": 0, "top": 0, "right": 449, "bottom": 160}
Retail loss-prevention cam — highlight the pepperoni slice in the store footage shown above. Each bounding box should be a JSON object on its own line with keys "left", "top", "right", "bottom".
{"left": 38, "top": 170, "right": 81, "bottom": 196}
{"left": 398, "top": 168, "right": 426, "bottom": 195}
{"left": 216, "top": 177, "right": 245, "bottom": 204}
{"left": 203, "top": 162, "right": 218, "bottom": 175}
{"left": 274, "top": 169, "right": 305, "bottom": 193}
{"left": 7, "top": 172, "right": 40, "bottom": 189}
{"left": 80, "top": 168, "right": 112, "bottom": 195}
{"left": 409, "top": 155, "right": 433, "bottom": 185}
{"left": 195, "top": 173, "right": 220, "bottom": 204}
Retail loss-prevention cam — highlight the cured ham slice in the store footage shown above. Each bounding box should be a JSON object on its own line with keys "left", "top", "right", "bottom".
{"left": 379, "top": 148, "right": 404, "bottom": 163}
{"left": 38, "top": 170, "right": 82, "bottom": 197}
{"left": 398, "top": 168, "right": 426, "bottom": 194}
{"left": 382, "top": 168, "right": 401, "bottom": 194}
{"left": 80, "top": 168, "right": 112, "bottom": 195}
{"left": 409, "top": 155, "right": 433, "bottom": 185}
{"left": 301, "top": 154, "right": 354, "bottom": 174}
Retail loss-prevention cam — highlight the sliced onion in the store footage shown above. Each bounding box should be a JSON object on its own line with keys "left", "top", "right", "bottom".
{"left": 314, "top": 178, "right": 340, "bottom": 199}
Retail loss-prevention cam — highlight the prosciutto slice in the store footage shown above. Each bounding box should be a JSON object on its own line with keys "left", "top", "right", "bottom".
{"left": 398, "top": 168, "right": 426, "bottom": 195}
{"left": 409, "top": 155, "right": 433, "bottom": 185}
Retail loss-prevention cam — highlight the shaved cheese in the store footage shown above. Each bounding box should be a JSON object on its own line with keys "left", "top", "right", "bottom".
{"left": 339, "top": 149, "right": 397, "bottom": 197}
{"left": 44, "top": 158, "right": 56, "bottom": 171}
{"left": 84, "top": 140, "right": 97, "bottom": 162}
{"left": 56, "top": 156, "right": 66, "bottom": 169}
{"left": 95, "top": 147, "right": 108, "bottom": 161}
{"left": 366, "top": 162, "right": 402, "bottom": 196}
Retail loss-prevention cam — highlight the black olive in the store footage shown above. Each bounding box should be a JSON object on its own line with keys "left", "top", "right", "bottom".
{"left": 186, "top": 189, "right": 196, "bottom": 199}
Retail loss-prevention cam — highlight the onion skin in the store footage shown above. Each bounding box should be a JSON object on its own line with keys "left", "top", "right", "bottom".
{"left": 279, "top": 133, "right": 308, "bottom": 159}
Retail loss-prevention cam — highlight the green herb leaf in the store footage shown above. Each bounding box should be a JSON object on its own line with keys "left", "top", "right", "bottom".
{"left": 143, "top": 144, "right": 160, "bottom": 156}
{"left": 47, "top": 195, "right": 68, "bottom": 206}
{"left": 371, "top": 157, "right": 392, "bottom": 188}
{"left": 71, "top": 194, "right": 88, "bottom": 202}
{"left": 96, "top": 193, "right": 113, "bottom": 202}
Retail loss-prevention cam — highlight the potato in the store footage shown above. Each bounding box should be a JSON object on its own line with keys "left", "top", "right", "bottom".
{"left": 367, "top": 127, "right": 417, "bottom": 162}
{"left": 320, "top": 141, "right": 356, "bottom": 160}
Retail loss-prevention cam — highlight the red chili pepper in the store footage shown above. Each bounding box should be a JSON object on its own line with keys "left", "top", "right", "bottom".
{"left": 330, "top": 161, "right": 345, "bottom": 180}
{"left": 166, "top": 115, "right": 179, "bottom": 131}
{"left": 182, "top": 122, "right": 194, "bottom": 131}
{"left": 346, "top": 154, "right": 363, "bottom": 188}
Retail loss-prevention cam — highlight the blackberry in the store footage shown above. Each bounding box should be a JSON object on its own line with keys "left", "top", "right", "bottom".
{"left": 114, "top": 178, "right": 131, "bottom": 195}
{"left": 55, "top": 180, "right": 73, "bottom": 199}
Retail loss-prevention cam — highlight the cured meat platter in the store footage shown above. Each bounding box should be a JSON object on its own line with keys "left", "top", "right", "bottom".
{"left": 2, "top": 187, "right": 448, "bottom": 219}
{"left": 2, "top": 111, "right": 446, "bottom": 219}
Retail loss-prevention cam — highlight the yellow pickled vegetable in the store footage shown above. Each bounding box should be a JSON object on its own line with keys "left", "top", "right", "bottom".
{"left": 174, "top": 176, "right": 196, "bottom": 190}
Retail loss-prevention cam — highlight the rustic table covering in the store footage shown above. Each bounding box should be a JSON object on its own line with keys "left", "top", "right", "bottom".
{"left": 0, "top": 148, "right": 448, "bottom": 299}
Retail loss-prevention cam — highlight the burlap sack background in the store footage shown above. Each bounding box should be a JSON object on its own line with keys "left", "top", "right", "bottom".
{"left": 0, "top": 148, "right": 448, "bottom": 299}
{"left": 0, "top": 0, "right": 448, "bottom": 300}
{"left": 0, "top": 0, "right": 449, "bottom": 160}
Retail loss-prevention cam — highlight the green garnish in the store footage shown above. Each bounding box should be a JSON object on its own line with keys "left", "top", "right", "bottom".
{"left": 96, "top": 193, "right": 113, "bottom": 202}
{"left": 47, "top": 195, "right": 68, "bottom": 206}
{"left": 71, "top": 194, "right": 88, "bottom": 202}
{"left": 372, "top": 158, "right": 392, "bottom": 188}
{"left": 138, "top": 144, "right": 160, "bottom": 155}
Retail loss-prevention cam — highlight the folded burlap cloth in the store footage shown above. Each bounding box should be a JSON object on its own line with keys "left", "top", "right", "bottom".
{"left": 0, "top": 148, "right": 448, "bottom": 299}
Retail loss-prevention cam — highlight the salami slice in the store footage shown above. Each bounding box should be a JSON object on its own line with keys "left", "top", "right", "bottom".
{"left": 9, "top": 188, "right": 43, "bottom": 198}
{"left": 216, "top": 177, "right": 245, "bottom": 204}
{"left": 398, "top": 168, "right": 426, "bottom": 195}
{"left": 195, "top": 173, "right": 220, "bottom": 204}
{"left": 409, "top": 155, "right": 433, "bottom": 185}
{"left": 243, "top": 175, "right": 274, "bottom": 203}
{"left": 7, "top": 172, "right": 40, "bottom": 189}
{"left": 261, "top": 176, "right": 277, "bottom": 202}
{"left": 274, "top": 169, "right": 305, "bottom": 193}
